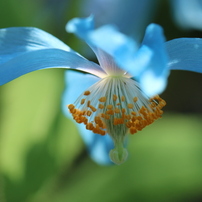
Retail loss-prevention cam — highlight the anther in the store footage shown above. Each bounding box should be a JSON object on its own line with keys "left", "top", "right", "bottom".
{"left": 87, "top": 100, "right": 91, "bottom": 107}
{"left": 127, "top": 103, "right": 134, "bottom": 109}
{"left": 113, "top": 94, "right": 117, "bottom": 101}
{"left": 99, "top": 104, "right": 104, "bottom": 109}
{"left": 89, "top": 105, "right": 96, "bottom": 112}
{"left": 67, "top": 104, "right": 75, "bottom": 110}
{"left": 87, "top": 111, "right": 92, "bottom": 116}
{"left": 121, "top": 96, "right": 125, "bottom": 102}
{"left": 84, "top": 90, "right": 91, "bottom": 96}
{"left": 114, "top": 108, "right": 120, "bottom": 113}
{"left": 99, "top": 97, "right": 106, "bottom": 102}
{"left": 107, "top": 105, "right": 113, "bottom": 109}
{"left": 133, "top": 97, "right": 138, "bottom": 102}
{"left": 80, "top": 99, "right": 85, "bottom": 105}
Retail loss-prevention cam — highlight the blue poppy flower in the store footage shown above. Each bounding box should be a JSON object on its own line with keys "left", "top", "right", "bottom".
{"left": 0, "top": 16, "right": 202, "bottom": 165}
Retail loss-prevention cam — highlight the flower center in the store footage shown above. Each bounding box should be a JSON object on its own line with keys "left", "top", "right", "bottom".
{"left": 67, "top": 76, "right": 166, "bottom": 164}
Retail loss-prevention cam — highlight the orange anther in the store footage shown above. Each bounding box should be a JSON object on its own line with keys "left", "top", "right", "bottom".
{"left": 84, "top": 90, "right": 90, "bottom": 95}
{"left": 99, "top": 97, "right": 106, "bottom": 102}
{"left": 87, "top": 111, "right": 92, "bottom": 116}
{"left": 89, "top": 105, "right": 97, "bottom": 112}
{"left": 113, "top": 94, "right": 117, "bottom": 101}
{"left": 133, "top": 97, "right": 138, "bottom": 102}
{"left": 121, "top": 96, "right": 125, "bottom": 102}
{"left": 114, "top": 108, "right": 120, "bottom": 113}
{"left": 130, "top": 127, "right": 137, "bottom": 134}
{"left": 131, "top": 111, "right": 136, "bottom": 116}
{"left": 107, "top": 105, "right": 113, "bottom": 109}
{"left": 68, "top": 104, "right": 75, "bottom": 110}
{"left": 99, "top": 104, "right": 104, "bottom": 109}
{"left": 87, "top": 100, "right": 91, "bottom": 107}
{"left": 80, "top": 99, "right": 85, "bottom": 105}
{"left": 106, "top": 110, "right": 114, "bottom": 115}
{"left": 127, "top": 103, "right": 134, "bottom": 109}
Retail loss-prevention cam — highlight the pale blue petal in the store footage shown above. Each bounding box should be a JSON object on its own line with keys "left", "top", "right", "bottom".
{"left": 62, "top": 70, "right": 114, "bottom": 165}
{"left": 66, "top": 16, "right": 107, "bottom": 65}
{"left": 136, "top": 23, "right": 169, "bottom": 96}
{"left": 0, "top": 27, "right": 70, "bottom": 64}
{"left": 88, "top": 23, "right": 168, "bottom": 96}
{"left": 66, "top": 15, "right": 94, "bottom": 40}
{"left": 166, "top": 38, "right": 202, "bottom": 73}
{"left": 0, "top": 49, "right": 106, "bottom": 85}
{"left": 88, "top": 25, "right": 138, "bottom": 62}
{"left": 171, "top": 0, "right": 202, "bottom": 30}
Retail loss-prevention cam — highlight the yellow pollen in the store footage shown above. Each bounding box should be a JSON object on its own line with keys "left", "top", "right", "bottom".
{"left": 99, "top": 97, "right": 106, "bottom": 102}
{"left": 84, "top": 90, "right": 91, "bottom": 96}
{"left": 121, "top": 96, "right": 125, "bottom": 101}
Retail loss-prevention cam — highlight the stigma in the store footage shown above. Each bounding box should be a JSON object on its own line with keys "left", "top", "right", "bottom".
{"left": 67, "top": 76, "right": 166, "bottom": 164}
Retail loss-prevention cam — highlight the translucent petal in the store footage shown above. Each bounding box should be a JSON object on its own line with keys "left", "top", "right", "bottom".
{"left": 62, "top": 70, "right": 114, "bottom": 165}
{"left": 88, "top": 25, "right": 138, "bottom": 67}
{"left": 0, "top": 48, "right": 106, "bottom": 85}
{"left": 0, "top": 27, "right": 71, "bottom": 64}
{"left": 88, "top": 22, "right": 168, "bottom": 96}
{"left": 66, "top": 15, "right": 94, "bottom": 39}
{"left": 0, "top": 27, "right": 107, "bottom": 85}
{"left": 136, "top": 23, "right": 169, "bottom": 96}
{"left": 166, "top": 38, "right": 202, "bottom": 73}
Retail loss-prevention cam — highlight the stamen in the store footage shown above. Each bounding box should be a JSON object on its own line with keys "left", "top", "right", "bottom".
{"left": 67, "top": 76, "right": 166, "bottom": 164}
{"left": 113, "top": 94, "right": 117, "bottom": 101}
{"left": 80, "top": 99, "right": 85, "bottom": 105}
{"left": 99, "top": 97, "right": 106, "bottom": 102}
{"left": 84, "top": 90, "right": 91, "bottom": 96}
{"left": 133, "top": 97, "right": 138, "bottom": 102}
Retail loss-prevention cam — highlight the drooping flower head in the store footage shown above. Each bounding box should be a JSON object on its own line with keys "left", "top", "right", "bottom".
{"left": 0, "top": 16, "right": 202, "bottom": 165}
{"left": 65, "top": 16, "right": 167, "bottom": 164}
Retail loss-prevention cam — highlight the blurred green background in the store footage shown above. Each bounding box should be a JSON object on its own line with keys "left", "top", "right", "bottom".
{"left": 1, "top": 0, "right": 202, "bottom": 202}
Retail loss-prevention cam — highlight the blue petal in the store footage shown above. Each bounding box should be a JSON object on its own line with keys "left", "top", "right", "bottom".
{"left": 166, "top": 38, "right": 202, "bottom": 73}
{"left": 0, "top": 27, "right": 70, "bottom": 64}
{"left": 88, "top": 25, "right": 138, "bottom": 62}
{"left": 88, "top": 22, "right": 168, "bottom": 96}
{"left": 62, "top": 70, "right": 114, "bottom": 165}
{"left": 171, "top": 0, "right": 202, "bottom": 30}
{"left": 66, "top": 15, "right": 94, "bottom": 40}
{"left": 136, "top": 23, "right": 169, "bottom": 96}
{"left": 0, "top": 48, "right": 106, "bottom": 85}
